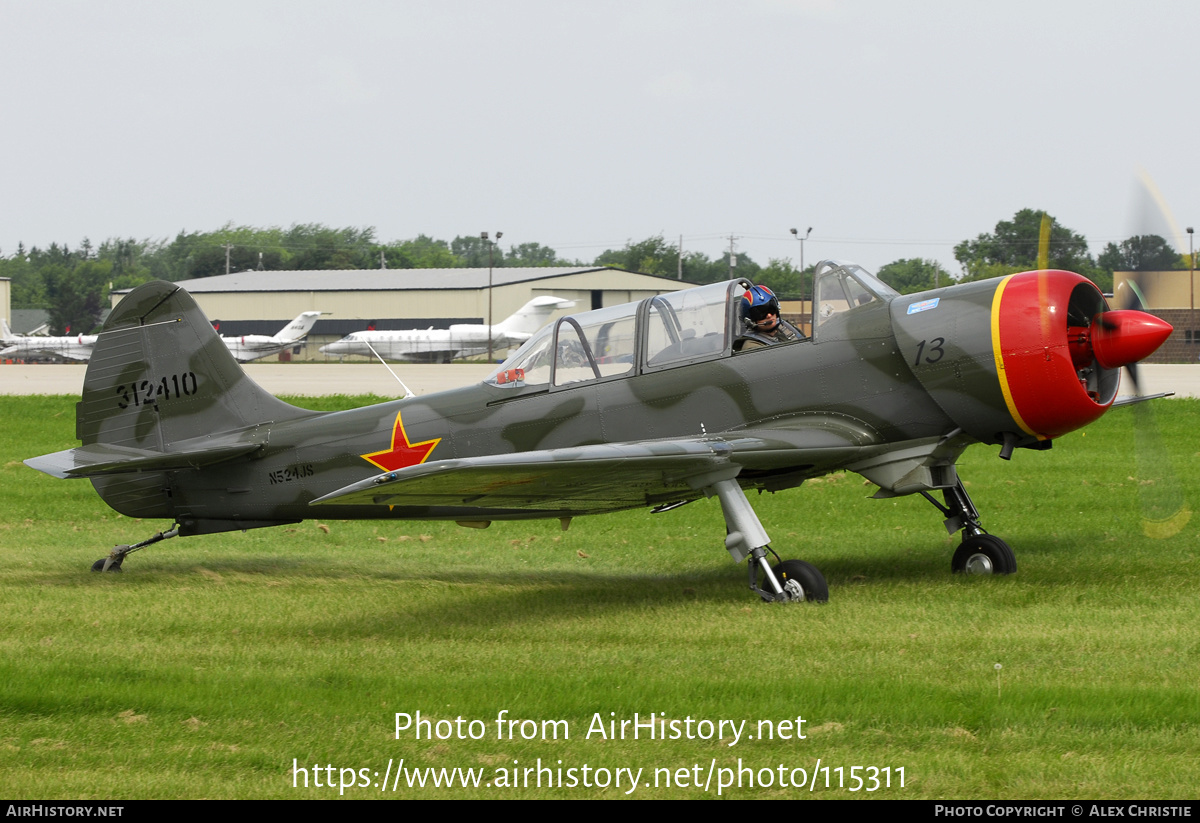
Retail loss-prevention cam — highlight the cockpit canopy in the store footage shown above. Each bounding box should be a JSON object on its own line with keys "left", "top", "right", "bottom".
{"left": 486, "top": 262, "right": 895, "bottom": 390}
{"left": 811, "top": 260, "right": 898, "bottom": 326}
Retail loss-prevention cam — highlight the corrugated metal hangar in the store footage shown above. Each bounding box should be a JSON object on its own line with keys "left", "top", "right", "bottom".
{"left": 112, "top": 267, "right": 695, "bottom": 361}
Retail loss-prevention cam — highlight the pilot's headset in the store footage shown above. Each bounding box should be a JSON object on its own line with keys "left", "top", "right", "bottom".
{"left": 741, "top": 285, "right": 781, "bottom": 330}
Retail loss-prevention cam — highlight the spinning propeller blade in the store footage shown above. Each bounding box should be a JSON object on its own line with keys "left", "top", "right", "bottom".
{"left": 1117, "top": 175, "right": 1190, "bottom": 538}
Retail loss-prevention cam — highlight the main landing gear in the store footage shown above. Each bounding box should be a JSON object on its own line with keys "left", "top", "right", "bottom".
{"left": 921, "top": 480, "right": 1017, "bottom": 576}
{"left": 704, "top": 477, "right": 828, "bottom": 603}
{"left": 90, "top": 527, "right": 180, "bottom": 573}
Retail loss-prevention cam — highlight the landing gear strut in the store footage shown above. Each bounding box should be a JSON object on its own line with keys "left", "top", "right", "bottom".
{"left": 921, "top": 479, "right": 1017, "bottom": 576}
{"left": 91, "top": 526, "right": 180, "bottom": 573}
{"left": 704, "top": 477, "right": 828, "bottom": 602}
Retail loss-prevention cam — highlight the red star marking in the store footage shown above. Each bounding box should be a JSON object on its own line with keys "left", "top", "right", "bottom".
{"left": 360, "top": 411, "right": 441, "bottom": 472}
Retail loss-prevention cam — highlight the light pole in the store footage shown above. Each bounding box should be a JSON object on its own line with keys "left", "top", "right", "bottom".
{"left": 790, "top": 226, "right": 813, "bottom": 300}
{"left": 483, "top": 231, "right": 503, "bottom": 361}
{"left": 1188, "top": 227, "right": 1194, "bottom": 347}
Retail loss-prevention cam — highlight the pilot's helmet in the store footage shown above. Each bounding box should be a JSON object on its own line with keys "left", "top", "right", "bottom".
{"left": 741, "top": 284, "right": 781, "bottom": 326}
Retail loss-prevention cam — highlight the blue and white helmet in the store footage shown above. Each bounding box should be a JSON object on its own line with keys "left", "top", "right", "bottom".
{"left": 741, "top": 284, "right": 780, "bottom": 325}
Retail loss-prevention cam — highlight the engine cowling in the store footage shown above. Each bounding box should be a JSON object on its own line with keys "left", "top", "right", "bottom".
{"left": 891, "top": 270, "right": 1171, "bottom": 448}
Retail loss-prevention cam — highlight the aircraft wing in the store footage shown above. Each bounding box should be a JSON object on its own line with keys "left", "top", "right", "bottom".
{"left": 310, "top": 430, "right": 876, "bottom": 516}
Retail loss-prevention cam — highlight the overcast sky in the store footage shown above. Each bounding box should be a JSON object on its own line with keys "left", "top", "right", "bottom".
{"left": 2, "top": 0, "right": 1197, "bottom": 275}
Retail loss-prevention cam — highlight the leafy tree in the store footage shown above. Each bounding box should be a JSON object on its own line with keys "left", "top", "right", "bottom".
{"left": 377, "top": 235, "right": 457, "bottom": 268}
{"left": 0, "top": 246, "right": 43, "bottom": 308}
{"left": 717, "top": 250, "right": 761, "bottom": 282}
{"left": 753, "top": 258, "right": 804, "bottom": 299}
{"left": 451, "top": 235, "right": 505, "bottom": 268}
{"left": 595, "top": 235, "right": 679, "bottom": 277}
{"left": 954, "top": 209, "right": 1093, "bottom": 280}
{"left": 593, "top": 235, "right": 767, "bottom": 284}
{"left": 1096, "top": 235, "right": 1183, "bottom": 273}
{"left": 97, "top": 238, "right": 142, "bottom": 277}
{"left": 877, "top": 258, "right": 947, "bottom": 294}
{"left": 159, "top": 226, "right": 288, "bottom": 280}
{"left": 94, "top": 237, "right": 159, "bottom": 293}
{"left": 284, "top": 224, "right": 375, "bottom": 270}
{"left": 180, "top": 243, "right": 275, "bottom": 279}
{"left": 506, "top": 242, "right": 564, "bottom": 267}
{"left": 593, "top": 235, "right": 717, "bottom": 281}
{"left": 28, "top": 242, "right": 82, "bottom": 270}
{"left": 43, "top": 260, "right": 111, "bottom": 334}
{"left": 681, "top": 253, "right": 730, "bottom": 284}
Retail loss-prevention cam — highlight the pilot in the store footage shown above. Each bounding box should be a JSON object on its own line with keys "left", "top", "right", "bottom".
{"left": 736, "top": 284, "right": 802, "bottom": 350}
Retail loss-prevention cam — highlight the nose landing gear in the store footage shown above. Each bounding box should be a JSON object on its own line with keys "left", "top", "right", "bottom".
{"left": 922, "top": 480, "right": 1017, "bottom": 576}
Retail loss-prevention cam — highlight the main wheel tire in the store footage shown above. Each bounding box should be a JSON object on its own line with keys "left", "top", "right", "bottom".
{"left": 764, "top": 559, "right": 829, "bottom": 603}
{"left": 951, "top": 535, "right": 1016, "bottom": 575}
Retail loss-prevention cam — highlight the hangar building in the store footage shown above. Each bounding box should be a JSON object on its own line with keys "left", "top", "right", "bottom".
{"left": 112, "top": 267, "right": 695, "bottom": 361}
{"left": 1112, "top": 270, "right": 1200, "bottom": 363}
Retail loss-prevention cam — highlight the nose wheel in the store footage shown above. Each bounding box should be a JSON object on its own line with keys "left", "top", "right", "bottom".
{"left": 923, "top": 480, "right": 1018, "bottom": 576}
{"left": 951, "top": 534, "right": 1017, "bottom": 575}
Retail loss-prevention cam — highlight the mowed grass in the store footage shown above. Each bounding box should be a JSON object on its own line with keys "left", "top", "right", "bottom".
{"left": 1, "top": 394, "right": 1198, "bottom": 799}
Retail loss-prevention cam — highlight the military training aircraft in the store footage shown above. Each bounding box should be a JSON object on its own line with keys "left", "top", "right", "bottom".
{"left": 218, "top": 310, "right": 327, "bottom": 363}
{"left": 319, "top": 295, "right": 575, "bottom": 363}
{"left": 1, "top": 318, "right": 98, "bottom": 361}
{"left": 25, "top": 261, "right": 1173, "bottom": 602}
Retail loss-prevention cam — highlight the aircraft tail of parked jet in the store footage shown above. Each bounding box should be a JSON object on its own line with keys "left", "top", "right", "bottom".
{"left": 221, "top": 311, "right": 327, "bottom": 362}
{"left": 490, "top": 296, "right": 577, "bottom": 338}
{"left": 272, "top": 311, "right": 325, "bottom": 344}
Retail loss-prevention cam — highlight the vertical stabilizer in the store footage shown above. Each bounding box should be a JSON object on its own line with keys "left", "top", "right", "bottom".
{"left": 77, "top": 280, "right": 311, "bottom": 452}
{"left": 493, "top": 296, "right": 575, "bottom": 336}
{"left": 271, "top": 310, "right": 325, "bottom": 344}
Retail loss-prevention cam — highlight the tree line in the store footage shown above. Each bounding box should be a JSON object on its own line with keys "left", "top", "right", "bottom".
{"left": 880, "top": 208, "right": 1189, "bottom": 297}
{"left": 1, "top": 211, "right": 1190, "bottom": 334}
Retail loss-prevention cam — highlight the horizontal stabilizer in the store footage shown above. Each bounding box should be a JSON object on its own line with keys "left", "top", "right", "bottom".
{"left": 25, "top": 441, "right": 262, "bottom": 479}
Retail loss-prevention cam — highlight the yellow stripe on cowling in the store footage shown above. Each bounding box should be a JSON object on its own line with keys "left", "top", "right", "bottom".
{"left": 989, "top": 275, "right": 1039, "bottom": 438}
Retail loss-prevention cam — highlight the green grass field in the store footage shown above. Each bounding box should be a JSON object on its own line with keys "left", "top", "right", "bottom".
{"left": 1, "top": 395, "right": 1198, "bottom": 799}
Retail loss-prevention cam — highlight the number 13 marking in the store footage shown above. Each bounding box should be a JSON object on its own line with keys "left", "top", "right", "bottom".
{"left": 913, "top": 337, "right": 945, "bottom": 366}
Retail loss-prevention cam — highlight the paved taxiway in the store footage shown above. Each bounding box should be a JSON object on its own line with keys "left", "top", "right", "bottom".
{"left": 1, "top": 362, "right": 1198, "bottom": 398}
